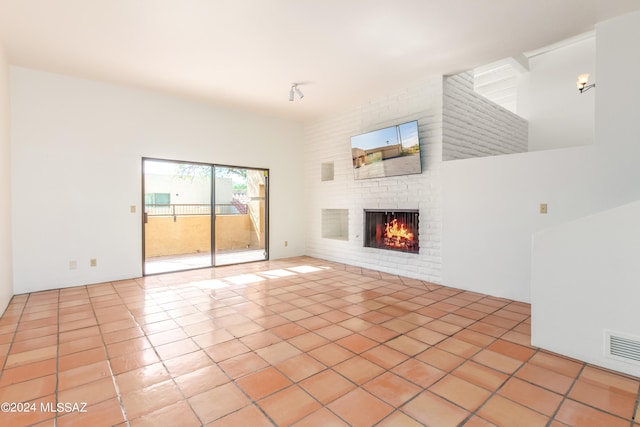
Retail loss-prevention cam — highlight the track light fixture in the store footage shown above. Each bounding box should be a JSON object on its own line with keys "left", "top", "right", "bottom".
{"left": 289, "top": 83, "right": 304, "bottom": 101}
{"left": 577, "top": 73, "right": 595, "bottom": 93}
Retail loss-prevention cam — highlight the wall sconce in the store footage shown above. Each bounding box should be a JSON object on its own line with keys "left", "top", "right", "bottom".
{"left": 289, "top": 83, "right": 304, "bottom": 101}
{"left": 577, "top": 73, "right": 595, "bottom": 93}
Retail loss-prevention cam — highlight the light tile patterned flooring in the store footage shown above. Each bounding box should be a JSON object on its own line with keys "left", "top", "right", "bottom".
{"left": 0, "top": 256, "right": 639, "bottom": 427}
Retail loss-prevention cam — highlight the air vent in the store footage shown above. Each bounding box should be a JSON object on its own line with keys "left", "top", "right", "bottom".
{"left": 605, "top": 330, "right": 640, "bottom": 365}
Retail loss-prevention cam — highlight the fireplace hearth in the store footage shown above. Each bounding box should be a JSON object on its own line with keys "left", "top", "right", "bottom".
{"left": 364, "top": 210, "right": 419, "bottom": 253}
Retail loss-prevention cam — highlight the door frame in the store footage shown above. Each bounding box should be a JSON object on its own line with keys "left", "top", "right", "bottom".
{"left": 211, "top": 164, "right": 270, "bottom": 267}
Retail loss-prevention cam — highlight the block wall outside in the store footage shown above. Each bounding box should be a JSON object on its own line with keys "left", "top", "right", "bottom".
{"left": 144, "top": 214, "right": 253, "bottom": 257}
{"left": 303, "top": 79, "right": 444, "bottom": 283}
{"left": 443, "top": 71, "right": 528, "bottom": 161}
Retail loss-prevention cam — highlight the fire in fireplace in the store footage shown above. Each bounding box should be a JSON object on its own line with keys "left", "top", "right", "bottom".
{"left": 364, "top": 210, "right": 419, "bottom": 253}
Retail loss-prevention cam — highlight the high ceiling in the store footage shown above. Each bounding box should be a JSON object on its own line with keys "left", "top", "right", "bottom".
{"left": 1, "top": 0, "right": 639, "bottom": 121}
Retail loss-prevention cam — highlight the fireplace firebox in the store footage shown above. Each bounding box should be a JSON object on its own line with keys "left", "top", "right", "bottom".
{"left": 364, "top": 210, "right": 419, "bottom": 253}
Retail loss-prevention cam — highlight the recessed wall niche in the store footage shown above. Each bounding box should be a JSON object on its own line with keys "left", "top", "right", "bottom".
{"left": 321, "top": 162, "right": 334, "bottom": 181}
{"left": 321, "top": 209, "right": 348, "bottom": 240}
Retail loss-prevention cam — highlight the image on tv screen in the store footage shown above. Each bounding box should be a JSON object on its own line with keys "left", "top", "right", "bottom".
{"left": 351, "top": 120, "right": 422, "bottom": 180}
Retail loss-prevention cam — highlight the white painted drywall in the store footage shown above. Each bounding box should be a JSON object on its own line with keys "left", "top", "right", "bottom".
{"left": 442, "top": 10, "right": 640, "bottom": 305}
{"left": 10, "top": 68, "right": 304, "bottom": 294}
{"left": 591, "top": 11, "right": 640, "bottom": 210}
{"left": 531, "top": 201, "right": 640, "bottom": 377}
{"left": 517, "top": 36, "right": 596, "bottom": 151}
{"left": 442, "top": 146, "right": 595, "bottom": 302}
{"left": 0, "top": 43, "right": 13, "bottom": 314}
{"left": 531, "top": 10, "right": 640, "bottom": 377}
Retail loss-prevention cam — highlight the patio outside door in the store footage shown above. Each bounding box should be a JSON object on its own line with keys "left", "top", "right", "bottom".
{"left": 213, "top": 166, "right": 268, "bottom": 266}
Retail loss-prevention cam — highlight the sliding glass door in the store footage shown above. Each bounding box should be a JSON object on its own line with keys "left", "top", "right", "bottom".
{"left": 143, "top": 159, "right": 213, "bottom": 274}
{"left": 213, "top": 166, "right": 268, "bottom": 266}
{"left": 142, "top": 158, "right": 268, "bottom": 274}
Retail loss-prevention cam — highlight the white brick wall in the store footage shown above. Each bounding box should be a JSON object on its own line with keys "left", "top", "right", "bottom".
{"left": 443, "top": 71, "right": 528, "bottom": 161}
{"left": 303, "top": 79, "right": 443, "bottom": 283}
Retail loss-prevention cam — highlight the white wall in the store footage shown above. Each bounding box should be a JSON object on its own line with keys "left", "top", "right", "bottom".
{"left": 517, "top": 36, "right": 596, "bottom": 151}
{"left": 531, "top": 202, "right": 640, "bottom": 377}
{"left": 592, "top": 12, "right": 640, "bottom": 209}
{"left": 442, "top": 12, "right": 640, "bottom": 304}
{"left": 442, "top": 146, "right": 594, "bottom": 302}
{"left": 11, "top": 68, "right": 304, "bottom": 294}
{"left": 304, "top": 79, "right": 443, "bottom": 283}
{"left": 531, "top": 11, "right": 640, "bottom": 377}
{"left": 0, "top": 43, "right": 13, "bottom": 314}
{"left": 442, "top": 10, "right": 640, "bottom": 375}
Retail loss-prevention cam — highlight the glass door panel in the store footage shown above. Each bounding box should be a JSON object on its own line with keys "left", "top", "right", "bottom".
{"left": 143, "top": 159, "right": 213, "bottom": 274}
{"left": 213, "top": 166, "right": 268, "bottom": 266}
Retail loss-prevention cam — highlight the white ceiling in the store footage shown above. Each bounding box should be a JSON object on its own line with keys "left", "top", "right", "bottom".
{"left": 1, "top": 0, "right": 639, "bottom": 122}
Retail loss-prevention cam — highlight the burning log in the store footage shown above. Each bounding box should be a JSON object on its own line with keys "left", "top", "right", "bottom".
{"left": 383, "top": 219, "right": 416, "bottom": 249}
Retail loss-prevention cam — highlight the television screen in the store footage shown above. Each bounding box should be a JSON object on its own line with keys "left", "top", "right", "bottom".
{"left": 351, "top": 120, "right": 422, "bottom": 180}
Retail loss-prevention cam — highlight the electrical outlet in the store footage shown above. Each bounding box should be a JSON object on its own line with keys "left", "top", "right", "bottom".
{"left": 540, "top": 203, "right": 548, "bottom": 214}
{"left": 90, "top": 259, "right": 97, "bottom": 267}
{"left": 284, "top": 241, "right": 288, "bottom": 247}
{"left": 69, "top": 260, "right": 77, "bottom": 270}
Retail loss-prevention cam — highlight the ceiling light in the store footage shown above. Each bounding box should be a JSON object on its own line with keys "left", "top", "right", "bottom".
{"left": 289, "top": 83, "right": 304, "bottom": 101}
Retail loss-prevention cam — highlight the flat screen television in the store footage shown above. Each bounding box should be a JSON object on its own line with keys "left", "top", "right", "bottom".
{"left": 351, "top": 120, "right": 422, "bottom": 180}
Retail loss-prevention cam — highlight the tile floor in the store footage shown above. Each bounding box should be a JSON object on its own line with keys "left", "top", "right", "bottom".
{"left": 0, "top": 256, "right": 638, "bottom": 427}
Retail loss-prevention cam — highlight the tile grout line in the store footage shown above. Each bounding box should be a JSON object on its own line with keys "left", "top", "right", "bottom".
{"left": 214, "top": 271, "right": 378, "bottom": 425}
{"left": 539, "top": 346, "right": 580, "bottom": 427}
{"left": 115, "top": 278, "right": 200, "bottom": 426}
{"left": 544, "top": 359, "right": 640, "bottom": 425}
{"left": 0, "top": 294, "right": 29, "bottom": 383}
{"left": 211, "top": 273, "right": 400, "bottom": 426}
{"left": 378, "top": 280, "right": 527, "bottom": 425}
{"left": 387, "top": 293, "right": 564, "bottom": 424}
{"left": 547, "top": 362, "right": 586, "bottom": 427}
{"left": 124, "top": 275, "right": 279, "bottom": 426}
{"left": 371, "top": 283, "right": 519, "bottom": 425}
{"left": 89, "top": 283, "right": 131, "bottom": 427}
{"left": 54, "top": 289, "right": 61, "bottom": 427}
{"left": 222, "top": 274, "right": 358, "bottom": 426}
{"left": 632, "top": 383, "right": 640, "bottom": 427}
{"left": 427, "top": 301, "right": 536, "bottom": 426}
{"left": 454, "top": 300, "right": 639, "bottom": 426}
{"left": 291, "top": 275, "right": 410, "bottom": 427}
